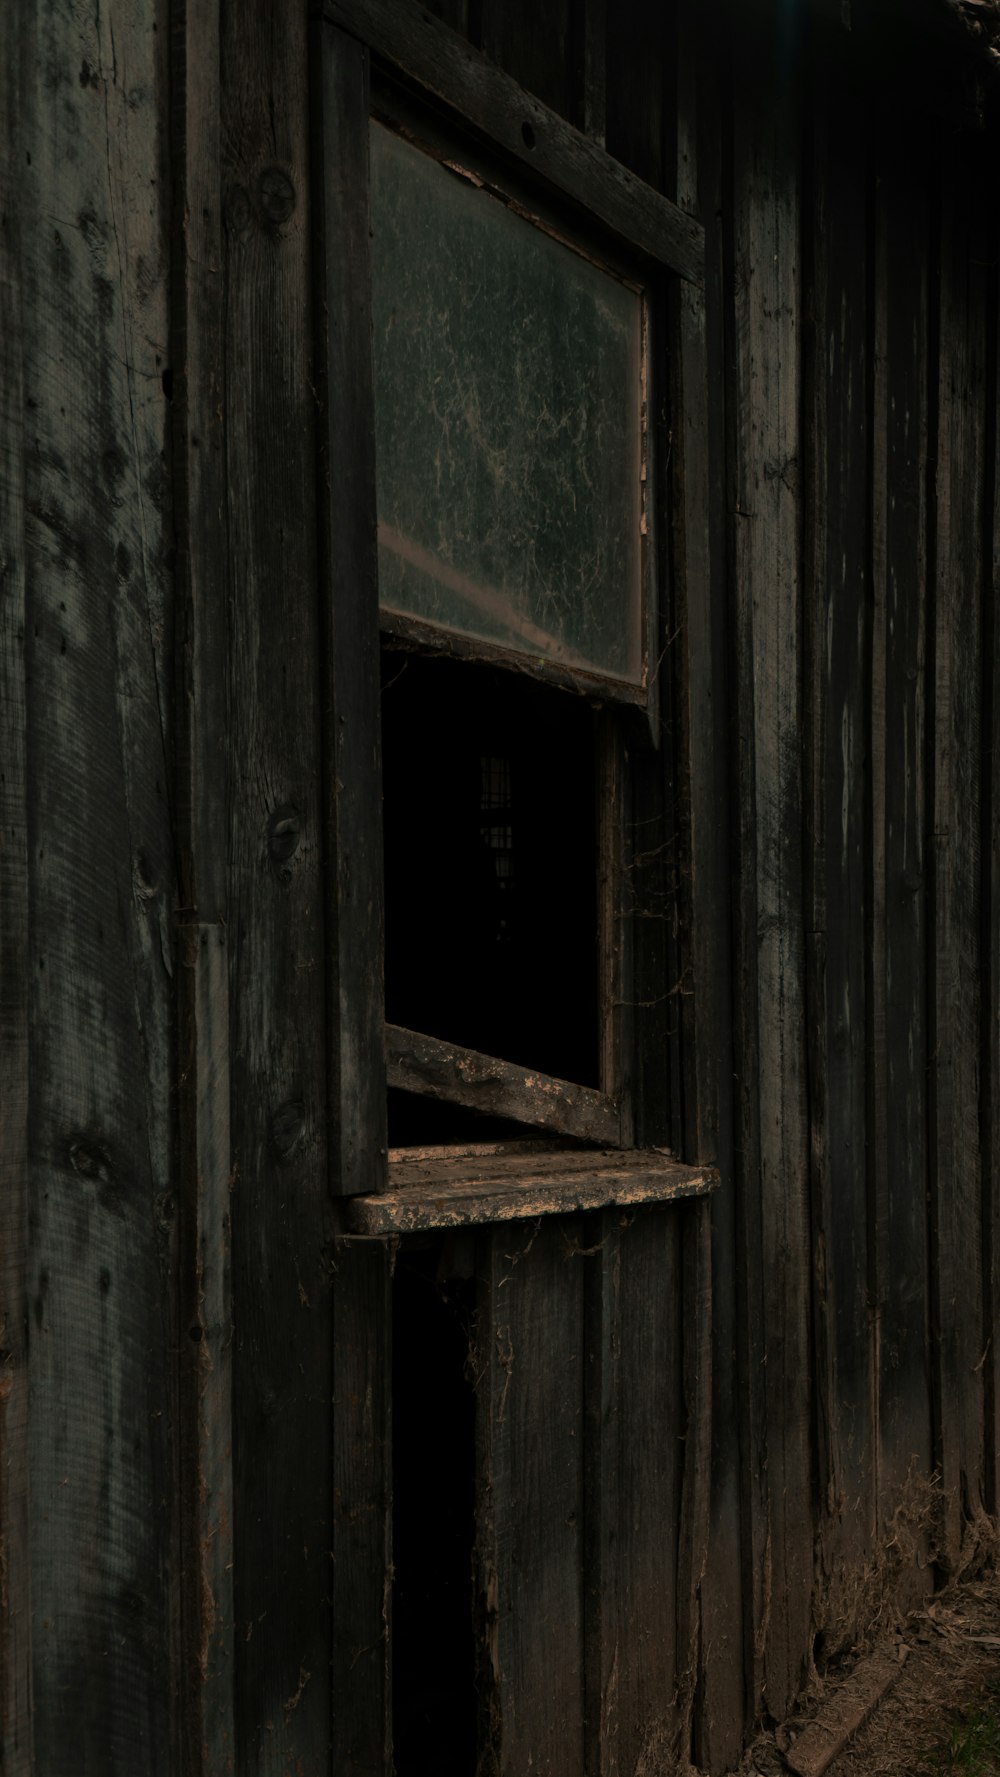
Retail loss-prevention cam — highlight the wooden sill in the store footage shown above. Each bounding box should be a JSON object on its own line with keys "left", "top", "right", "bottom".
{"left": 345, "top": 1141, "right": 719, "bottom": 1233}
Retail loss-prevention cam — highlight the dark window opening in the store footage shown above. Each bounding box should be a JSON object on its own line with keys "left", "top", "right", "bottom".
{"left": 386, "top": 1089, "right": 556, "bottom": 1148}
{"left": 381, "top": 649, "right": 599, "bottom": 1146}
{"left": 392, "top": 1236, "right": 478, "bottom": 1776}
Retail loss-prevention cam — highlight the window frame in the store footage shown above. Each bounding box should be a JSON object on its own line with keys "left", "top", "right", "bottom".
{"left": 367, "top": 94, "right": 654, "bottom": 708}
{"left": 313, "top": 0, "right": 711, "bottom": 1200}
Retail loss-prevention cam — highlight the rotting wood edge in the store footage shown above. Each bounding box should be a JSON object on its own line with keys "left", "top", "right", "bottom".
{"left": 386, "top": 1022, "right": 624, "bottom": 1145}
{"left": 347, "top": 1147, "right": 718, "bottom": 1232}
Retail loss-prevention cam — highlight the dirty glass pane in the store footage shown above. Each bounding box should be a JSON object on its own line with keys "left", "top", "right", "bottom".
{"left": 370, "top": 122, "right": 645, "bottom": 687}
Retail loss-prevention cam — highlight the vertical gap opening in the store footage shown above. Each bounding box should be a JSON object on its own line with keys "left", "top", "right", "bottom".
{"left": 798, "top": 5, "right": 823, "bottom": 1539}
{"left": 979, "top": 180, "right": 998, "bottom": 1513}
{"left": 392, "top": 1234, "right": 478, "bottom": 1775}
{"left": 862, "top": 104, "right": 882, "bottom": 1538}
{"left": 862, "top": 109, "right": 881, "bottom": 1455}
{"left": 923, "top": 145, "right": 944, "bottom": 1518}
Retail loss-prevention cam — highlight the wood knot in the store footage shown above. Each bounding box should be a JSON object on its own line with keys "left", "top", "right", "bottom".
{"left": 270, "top": 1099, "right": 305, "bottom": 1160}
{"left": 268, "top": 803, "right": 301, "bottom": 870}
{"left": 69, "top": 1136, "right": 114, "bottom": 1185}
{"left": 257, "top": 166, "right": 296, "bottom": 229}
{"left": 69, "top": 1136, "right": 125, "bottom": 1218}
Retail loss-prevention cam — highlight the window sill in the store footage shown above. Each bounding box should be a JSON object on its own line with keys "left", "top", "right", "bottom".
{"left": 345, "top": 1141, "right": 718, "bottom": 1233}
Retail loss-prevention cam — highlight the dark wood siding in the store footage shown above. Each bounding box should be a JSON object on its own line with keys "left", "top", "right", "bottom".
{"left": 4, "top": 1, "right": 1000, "bottom": 1773}
{"left": 6, "top": 1, "right": 180, "bottom": 1772}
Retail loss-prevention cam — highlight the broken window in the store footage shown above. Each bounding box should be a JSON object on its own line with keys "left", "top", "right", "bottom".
{"left": 371, "top": 107, "right": 653, "bottom": 1150}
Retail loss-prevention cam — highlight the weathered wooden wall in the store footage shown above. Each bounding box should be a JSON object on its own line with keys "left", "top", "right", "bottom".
{"left": 3, "top": 0, "right": 1000, "bottom": 1773}
{"left": 1, "top": 1, "right": 180, "bottom": 1773}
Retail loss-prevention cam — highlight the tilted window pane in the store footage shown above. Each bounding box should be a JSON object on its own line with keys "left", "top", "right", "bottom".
{"left": 371, "top": 123, "right": 645, "bottom": 687}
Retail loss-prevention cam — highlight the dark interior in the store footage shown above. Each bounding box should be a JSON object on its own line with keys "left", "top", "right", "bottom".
{"left": 381, "top": 647, "right": 600, "bottom": 1146}
{"left": 391, "top": 1236, "right": 478, "bottom": 1776}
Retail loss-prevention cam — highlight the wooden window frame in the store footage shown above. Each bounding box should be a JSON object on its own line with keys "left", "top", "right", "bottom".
{"left": 313, "top": 0, "right": 714, "bottom": 1209}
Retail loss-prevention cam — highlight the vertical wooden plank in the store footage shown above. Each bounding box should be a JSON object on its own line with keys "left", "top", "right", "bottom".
{"left": 581, "top": 0, "right": 608, "bottom": 144}
{"left": 674, "top": 6, "right": 744, "bottom": 1764}
{"left": 0, "top": 19, "right": 33, "bottom": 1764}
{"left": 331, "top": 1234, "right": 392, "bottom": 1777}
{"left": 605, "top": 0, "right": 674, "bottom": 196}
{"left": 730, "top": 13, "right": 812, "bottom": 1720}
{"left": 622, "top": 1206, "right": 685, "bottom": 1776}
{"left": 421, "top": 0, "right": 471, "bottom": 31}
{"left": 582, "top": 1213, "right": 622, "bottom": 1777}
{"left": 22, "top": 0, "right": 180, "bottom": 1769}
{"left": 802, "top": 48, "right": 876, "bottom": 1654}
{"left": 479, "top": 0, "right": 576, "bottom": 124}
{"left": 725, "top": 45, "right": 772, "bottom": 1743}
{"left": 675, "top": 1200, "right": 712, "bottom": 1766}
{"left": 869, "top": 127, "right": 934, "bottom": 1580}
{"left": 477, "top": 1220, "right": 586, "bottom": 1777}
{"left": 984, "top": 185, "right": 1000, "bottom": 1519}
{"left": 171, "top": 0, "right": 236, "bottom": 1767}
{"left": 314, "top": 24, "right": 387, "bottom": 1200}
{"left": 929, "top": 141, "right": 988, "bottom": 1556}
{"left": 582, "top": 1207, "right": 684, "bottom": 1777}
{"left": 222, "top": 9, "right": 337, "bottom": 1772}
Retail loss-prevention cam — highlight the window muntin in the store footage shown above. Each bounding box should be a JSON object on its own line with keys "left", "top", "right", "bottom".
{"left": 370, "top": 120, "right": 646, "bottom": 690}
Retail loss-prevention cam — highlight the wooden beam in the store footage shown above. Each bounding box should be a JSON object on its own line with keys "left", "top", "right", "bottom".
{"left": 322, "top": 0, "right": 705, "bottom": 283}
{"left": 386, "top": 1023, "right": 623, "bottom": 1145}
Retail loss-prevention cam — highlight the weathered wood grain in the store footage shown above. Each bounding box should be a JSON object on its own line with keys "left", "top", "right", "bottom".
{"left": 476, "top": 1220, "right": 587, "bottom": 1777}
{"left": 331, "top": 1231, "right": 392, "bottom": 1777}
{"left": 581, "top": 0, "right": 608, "bottom": 142}
{"left": 675, "top": 1199, "right": 713, "bottom": 1764}
{"left": 803, "top": 54, "right": 876, "bottom": 1653}
{"left": 672, "top": 6, "right": 744, "bottom": 1761}
{"left": 223, "top": 7, "right": 337, "bottom": 1771}
{"left": 0, "top": 21, "right": 32, "bottom": 1766}
{"left": 315, "top": 24, "right": 388, "bottom": 1200}
{"left": 323, "top": 0, "right": 704, "bottom": 282}
{"left": 170, "top": 0, "right": 236, "bottom": 1766}
{"left": 869, "top": 128, "right": 934, "bottom": 1582}
{"left": 606, "top": 0, "right": 674, "bottom": 197}
{"left": 985, "top": 185, "right": 1000, "bottom": 1518}
{"left": 478, "top": 0, "right": 576, "bottom": 122}
{"left": 386, "top": 1025, "right": 623, "bottom": 1146}
{"left": 930, "top": 141, "right": 988, "bottom": 1558}
{"left": 21, "top": 0, "right": 179, "bottom": 1768}
{"left": 582, "top": 1205, "right": 685, "bottom": 1776}
{"left": 347, "top": 1147, "right": 717, "bottom": 1232}
{"left": 627, "top": 1205, "right": 685, "bottom": 1776}
{"left": 730, "top": 18, "right": 813, "bottom": 1720}
{"left": 581, "top": 1210, "right": 622, "bottom": 1777}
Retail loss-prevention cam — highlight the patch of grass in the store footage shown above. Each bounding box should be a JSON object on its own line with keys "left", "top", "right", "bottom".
{"left": 921, "top": 1684, "right": 1000, "bottom": 1776}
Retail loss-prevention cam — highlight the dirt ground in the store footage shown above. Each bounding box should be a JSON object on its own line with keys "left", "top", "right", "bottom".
{"left": 735, "top": 1573, "right": 1000, "bottom": 1777}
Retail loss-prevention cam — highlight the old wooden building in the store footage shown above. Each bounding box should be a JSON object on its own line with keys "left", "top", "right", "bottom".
{"left": 3, "top": 0, "right": 1000, "bottom": 1770}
